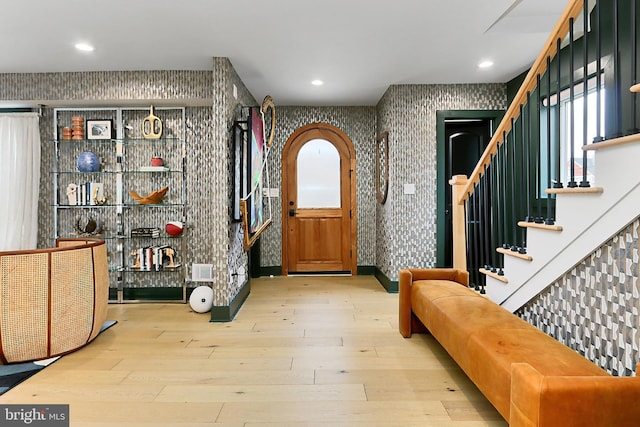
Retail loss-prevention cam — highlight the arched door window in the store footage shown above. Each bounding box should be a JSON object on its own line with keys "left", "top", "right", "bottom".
{"left": 296, "top": 139, "right": 341, "bottom": 208}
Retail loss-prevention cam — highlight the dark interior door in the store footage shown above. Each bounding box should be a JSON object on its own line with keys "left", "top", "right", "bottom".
{"left": 444, "top": 120, "right": 491, "bottom": 267}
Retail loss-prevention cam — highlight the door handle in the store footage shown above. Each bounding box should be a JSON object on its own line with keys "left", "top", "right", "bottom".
{"left": 289, "top": 209, "right": 295, "bottom": 217}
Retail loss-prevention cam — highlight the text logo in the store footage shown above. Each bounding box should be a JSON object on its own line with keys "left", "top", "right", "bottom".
{"left": 1, "top": 405, "right": 69, "bottom": 426}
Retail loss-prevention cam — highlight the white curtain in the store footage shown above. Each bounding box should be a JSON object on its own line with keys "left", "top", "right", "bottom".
{"left": 0, "top": 113, "right": 41, "bottom": 250}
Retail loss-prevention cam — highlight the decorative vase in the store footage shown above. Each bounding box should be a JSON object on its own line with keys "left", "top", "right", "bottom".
{"left": 76, "top": 151, "right": 100, "bottom": 172}
{"left": 151, "top": 157, "right": 164, "bottom": 166}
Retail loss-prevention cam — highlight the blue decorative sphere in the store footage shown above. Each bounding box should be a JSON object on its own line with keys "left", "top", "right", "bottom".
{"left": 76, "top": 151, "right": 100, "bottom": 172}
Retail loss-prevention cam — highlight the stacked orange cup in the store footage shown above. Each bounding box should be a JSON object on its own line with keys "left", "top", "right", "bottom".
{"left": 71, "top": 116, "right": 84, "bottom": 140}
{"left": 62, "top": 127, "right": 73, "bottom": 140}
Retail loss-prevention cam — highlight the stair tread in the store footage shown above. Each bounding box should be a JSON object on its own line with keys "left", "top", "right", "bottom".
{"left": 518, "top": 221, "right": 563, "bottom": 231}
{"left": 497, "top": 247, "right": 533, "bottom": 261}
{"left": 583, "top": 133, "right": 640, "bottom": 151}
{"left": 479, "top": 268, "right": 508, "bottom": 283}
{"left": 546, "top": 186, "right": 604, "bottom": 195}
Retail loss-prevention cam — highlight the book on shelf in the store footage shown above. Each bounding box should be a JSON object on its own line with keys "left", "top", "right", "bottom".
{"left": 131, "top": 245, "right": 178, "bottom": 271}
{"left": 130, "top": 227, "right": 161, "bottom": 238}
{"left": 66, "top": 182, "right": 105, "bottom": 206}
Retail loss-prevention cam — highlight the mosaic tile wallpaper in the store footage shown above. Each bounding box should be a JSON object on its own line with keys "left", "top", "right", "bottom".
{"left": 376, "top": 84, "right": 507, "bottom": 281}
{"left": 260, "top": 106, "right": 377, "bottom": 268}
{"left": 218, "top": 59, "right": 257, "bottom": 305}
{"left": 0, "top": 68, "right": 250, "bottom": 306}
{"left": 518, "top": 217, "right": 640, "bottom": 376}
{"left": 0, "top": 71, "right": 213, "bottom": 102}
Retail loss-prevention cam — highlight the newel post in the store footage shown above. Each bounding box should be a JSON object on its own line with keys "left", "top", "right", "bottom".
{"left": 449, "top": 175, "right": 468, "bottom": 271}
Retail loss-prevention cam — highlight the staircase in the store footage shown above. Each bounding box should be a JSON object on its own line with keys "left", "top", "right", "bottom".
{"left": 487, "top": 136, "right": 640, "bottom": 311}
{"left": 452, "top": 0, "right": 640, "bottom": 313}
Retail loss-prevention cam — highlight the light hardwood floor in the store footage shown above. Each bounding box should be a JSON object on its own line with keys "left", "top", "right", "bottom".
{"left": 1, "top": 275, "right": 507, "bottom": 427}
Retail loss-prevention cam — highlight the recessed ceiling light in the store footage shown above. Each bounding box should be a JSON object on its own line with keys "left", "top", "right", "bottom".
{"left": 75, "top": 43, "right": 95, "bottom": 52}
{"left": 311, "top": 79, "right": 324, "bottom": 86}
{"left": 478, "top": 60, "right": 494, "bottom": 69}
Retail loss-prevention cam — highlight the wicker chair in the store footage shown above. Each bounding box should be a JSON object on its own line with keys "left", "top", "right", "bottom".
{"left": 0, "top": 238, "right": 109, "bottom": 364}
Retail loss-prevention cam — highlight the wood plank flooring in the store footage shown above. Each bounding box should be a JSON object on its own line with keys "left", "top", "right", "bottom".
{"left": 1, "top": 275, "right": 507, "bottom": 426}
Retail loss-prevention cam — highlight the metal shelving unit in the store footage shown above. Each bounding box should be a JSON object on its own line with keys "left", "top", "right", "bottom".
{"left": 53, "top": 107, "right": 187, "bottom": 303}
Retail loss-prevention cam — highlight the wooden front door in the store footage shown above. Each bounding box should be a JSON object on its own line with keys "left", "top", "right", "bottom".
{"left": 282, "top": 123, "right": 356, "bottom": 275}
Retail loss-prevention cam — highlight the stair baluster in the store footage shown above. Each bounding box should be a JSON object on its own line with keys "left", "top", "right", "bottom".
{"left": 545, "top": 57, "right": 556, "bottom": 225}
{"left": 500, "top": 139, "right": 510, "bottom": 252}
{"left": 509, "top": 119, "right": 520, "bottom": 252}
{"left": 612, "top": 0, "right": 622, "bottom": 138}
{"left": 594, "top": 0, "right": 604, "bottom": 143}
{"left": 568, "top": 17, "right": 578, "bottom": 188}
{"left": 536, "top": 78, "right": 546, "bottom": 225}
{"left": 481, "top": 172, "right": 489, "bottom": 293}
{"left": 580, "top": 0, "right": 591, "bottom": 188}
{"left": 471, "top": 189, "right": 481, "bottom": 290}
{"left": 554, "top": 37, "right": 564, "bottom": 188}
{"left": 628, "top": 0, "right": 639, "bottom": 135}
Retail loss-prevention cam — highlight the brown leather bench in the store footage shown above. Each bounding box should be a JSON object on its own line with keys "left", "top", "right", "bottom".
{"left": 399, "top": 267, "right": 640, "bottom": 427}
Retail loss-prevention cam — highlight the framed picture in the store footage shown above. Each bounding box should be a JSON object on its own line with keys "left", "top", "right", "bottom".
{"left": 237, "top": 105, "right": 273, "bottom": 251}
{"left": 376, "top": 131, "right": 389, "bottom": 204}
{"left": 231, "top": 120, "right": 248, "bottom": 222}
{"left": 247, "top": 107, "right": 265, "bottom": 234}
{"left": 86, "top": 119, "right": 113, "bottom": 140}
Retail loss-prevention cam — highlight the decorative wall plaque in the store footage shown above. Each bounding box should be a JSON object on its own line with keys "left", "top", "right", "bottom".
{"left": 376, "top": 131, "right": 389, "bottom": 204}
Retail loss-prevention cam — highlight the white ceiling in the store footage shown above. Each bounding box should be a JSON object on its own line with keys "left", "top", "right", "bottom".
{"left": 0, "top": 0, "right": 567, "bottom": 106}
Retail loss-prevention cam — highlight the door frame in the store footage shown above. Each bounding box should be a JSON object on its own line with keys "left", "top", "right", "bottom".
{"left": 435, "top": 110, "right": 504, "bottom": 267}
{"left": 281, "top": 122, "right": 357, "bottom": 276}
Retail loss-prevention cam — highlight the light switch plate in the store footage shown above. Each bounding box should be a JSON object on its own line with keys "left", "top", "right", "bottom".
{"left": 404, "top": 183, "right": 416, "bottom": 195}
